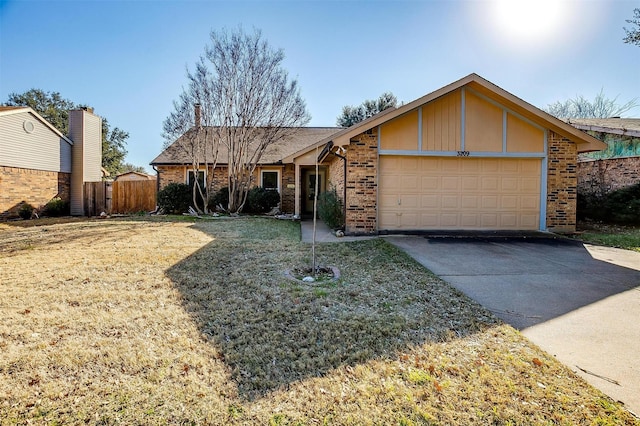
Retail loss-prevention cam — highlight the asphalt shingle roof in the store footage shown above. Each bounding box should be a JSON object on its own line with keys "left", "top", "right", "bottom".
{"left": 151, "top": 127, "right": 342, "bottom": 165}
{"left": 566, "top": 118, "right": 640, "bottom": 138}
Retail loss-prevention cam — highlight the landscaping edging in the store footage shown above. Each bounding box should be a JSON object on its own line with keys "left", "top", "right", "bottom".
{"left": 283, "top": 266, "right": 341, "bottom": 284}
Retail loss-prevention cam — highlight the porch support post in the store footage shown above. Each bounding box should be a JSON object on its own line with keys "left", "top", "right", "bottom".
{"left": 294, "top": 162, "right": 301, "bottom": 217}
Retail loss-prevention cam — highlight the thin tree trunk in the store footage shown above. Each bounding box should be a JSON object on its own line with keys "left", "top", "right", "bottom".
{"left": 312, "top": 145, "right": 319, "bottom": 276}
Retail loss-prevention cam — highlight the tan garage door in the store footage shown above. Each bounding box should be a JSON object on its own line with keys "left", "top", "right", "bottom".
{"left": 379, "top": 157, "right": 541, "bottom": 230}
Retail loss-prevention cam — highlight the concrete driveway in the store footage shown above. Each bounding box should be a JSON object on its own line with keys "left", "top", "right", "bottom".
{"left": 385, "top": 235, "right": 640, "bottom": 416}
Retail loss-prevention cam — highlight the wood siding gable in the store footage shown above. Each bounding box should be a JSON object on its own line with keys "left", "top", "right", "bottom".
{"left": 378, "top": 88, "right": 546, "bottom": 158}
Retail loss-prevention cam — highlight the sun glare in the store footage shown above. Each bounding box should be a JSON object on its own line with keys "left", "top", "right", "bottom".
{"left": 492, "top": 0, "right": 566, "bottom": 47}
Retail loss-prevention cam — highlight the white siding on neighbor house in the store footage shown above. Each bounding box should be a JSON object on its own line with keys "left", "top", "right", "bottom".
{"left": 0, "top": 111, "right": 72, "bottom": 173}
{"left": 69, "top": 109, "right": 103, "bottom": 215}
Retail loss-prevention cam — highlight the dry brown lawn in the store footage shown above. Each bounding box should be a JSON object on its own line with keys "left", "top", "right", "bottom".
{"left": 0, "top": 216, "right": 637, "bottom": 425}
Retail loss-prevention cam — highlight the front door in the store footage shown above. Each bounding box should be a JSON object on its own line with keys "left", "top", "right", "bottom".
{"left": 303, "top": 169, "right": 326, "bottom": 214}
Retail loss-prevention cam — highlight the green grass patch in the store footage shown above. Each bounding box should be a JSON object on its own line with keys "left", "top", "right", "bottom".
{"left": 576, "top": 222, "right": 640, "bottom": 252}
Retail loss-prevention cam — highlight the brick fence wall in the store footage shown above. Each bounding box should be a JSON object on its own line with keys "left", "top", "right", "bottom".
{"left": 578, "top": 156, "right": 640, "bottom": 198}
{"left": 546, "top": 132, "right": 578, "bottom": 233}
{"left": 345, "top": 129, "right": 378, "bottom": 235}
{"left": 0, "top": 166, "right": 71, "bottom": 219}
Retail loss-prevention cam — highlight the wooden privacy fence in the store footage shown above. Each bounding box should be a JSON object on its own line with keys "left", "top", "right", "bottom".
{"left": 84, "top": 181, "right": 112, "bottom": 216}
{"left": 112, "top": 180, "right": 157, "bottom": 214}
{"left": 84, "top": 180, "right": 156, "bottom": 215}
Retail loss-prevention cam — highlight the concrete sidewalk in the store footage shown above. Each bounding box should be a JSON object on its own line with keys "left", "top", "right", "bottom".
{"left": 385, "top": 235, "right": 640, "bottom": 416}
{"left": 300, "top": 219, "right": 373, "bottom": 243}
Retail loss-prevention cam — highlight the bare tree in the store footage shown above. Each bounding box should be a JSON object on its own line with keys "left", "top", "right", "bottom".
{"left": 623, "top": 8, "right": 640, "bottom": 46}
{"left": 545, "top": 89, "right": 638, "bottom": 118}
{"left": 164, "top": 28, "right": 309, "bottom": 214}
{"left": 207, "top": 27, "right": 310, "bottom": 213}
{"left": 163, "top": 62, "right": 220, "bottom": 214}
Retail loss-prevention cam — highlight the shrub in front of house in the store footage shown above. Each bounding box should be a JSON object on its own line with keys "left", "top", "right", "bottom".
{"left": 18, "top": 203, "right": 34, "bottom": 220}
{"left": 245, "top": 187, "right": 280, "bottom": 213}
{"left": 579, "top": 182, "right": 640, "bottom": 225}
{"left": 157, "top": 183, "right": 191, "bottom": 214}
{"left": 318, "top": 189, "right": 344, "bottom": 230}
{"left": 604, "top": 183, "right": 640, "bottom": 225}
{"left": 210, "top": 187, "right": 229, "bottom": 211}
{"left": 43, "top": 197, "right": 69, "bottom": 217}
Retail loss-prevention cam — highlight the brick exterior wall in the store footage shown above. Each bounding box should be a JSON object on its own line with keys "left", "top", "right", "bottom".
{"left": 157, "top": 164, "right": 291, "bottom": 212}
{"left": 345, "top": 129, "right": 378, "bottom": 235}
{"left": 546, "top": 132, "right": 578, "bottom": 233}
{"left": 578, "top": 157, "right": 640, "bottom": 198}
{"left": 281, "top": 164, "right": 295, "bottom": 213}
{"left": 327, "top": 153, "right": 345, "bottom": 204}
{"left": 0, "top": 166, "right": 71, "bottom": 219}
{"left": 157, "top": 165, "right": 185, "bottom": 189}
{"left": 157, "top": 165, "right": 230, "bottom": 192}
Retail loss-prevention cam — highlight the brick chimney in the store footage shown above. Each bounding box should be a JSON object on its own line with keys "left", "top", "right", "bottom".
{"left": 194, "top": 103, "right": 201, "bottom": 128}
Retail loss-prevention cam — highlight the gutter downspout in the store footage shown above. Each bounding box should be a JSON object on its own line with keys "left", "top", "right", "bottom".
{"left": 152, "top": 165, "right": 160, "bottom": 208}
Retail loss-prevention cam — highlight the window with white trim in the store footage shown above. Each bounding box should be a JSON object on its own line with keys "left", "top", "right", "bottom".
{"left": 261, "top": 170, "right": 280, "bottom": 192}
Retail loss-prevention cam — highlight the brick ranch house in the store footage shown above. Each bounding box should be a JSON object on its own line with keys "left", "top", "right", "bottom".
{"left": 0, "top": 106, "right": 103, "bottom": 219}
{"left": 152, "top": 74, "right": 605, "bottom": 234}
{"left": 567, "top": 118, "right": 640, "bottom": 199}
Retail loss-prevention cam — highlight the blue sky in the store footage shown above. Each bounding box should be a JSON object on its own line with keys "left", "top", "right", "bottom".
{"left": 1, "top": 0, "right": 639, "bottom": 172}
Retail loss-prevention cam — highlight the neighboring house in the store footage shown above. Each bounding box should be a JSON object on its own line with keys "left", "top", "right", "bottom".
{"left": 152, "top": 73, "right": 605, "bottom": 234}
{"left": 114, "top": 171, "right": 156, "bottom": 181}
{"left": 0, "top": 106, "right": 102, "bottom": 218}
{"left": 567, "top": 118, "right": 640, "bottom": 198}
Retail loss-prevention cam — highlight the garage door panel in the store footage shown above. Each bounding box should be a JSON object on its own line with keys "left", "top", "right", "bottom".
{"left": 420, "top": 214, "right": 439, "bottom": 227}
{"left": 480, "top": 214, "right": 498, "bottom": 227}
{"left": 401, "top": 194, "right": 418, "bottom": 208}
{"left": 521, "top": 196, "right": 539, "bottom": 210}
{"left": 461, "top": 195, "right": 479, "bottom": 209}
{"left": 421, "top": 195, "right": 439, "bottom": 208}
{"left": 401, "top": 175, "right": 418, "bottom": 190}
{"left": 440, "top": 214, "right": 459, "bottom": 227}
{"left": 521, "top": 177, "right": 539, "bottom": 192}
{"left": 379, "top": 157, "right": 541, "bottom": 230}
{"left": 379, "top": 212, "right": 398, "bottom": 228}
{"left": 380, "top": 176, "right": 401, "bottom": 193}
{"left": 501, "top": 177, "right": 518, "bottom": 191}
{"left": 380, "top": 194, "right": 399, "bottom": 208}
{"left": 481, "top": 195, "right": 498, "bottom": 209}
{"left": 500, "top": 214, "right": 517, "bottom": 227}
{"left": 461, "top": 177, "right": 479, "bottom": 190}
{"left": 441, "top": 195, "right": 460, "bottom": 209}
{"left": 400, "top": 157, "right": 419, "bottom": 170}
{"left": 500, "top": 195, "right": 518, "bottom": 209}
{"left": 462, "top": 214, "right": 481, "bottom": 227}
{"left": 421, "top": 176, "right": 440, "bottom": 190}
{"left": 442, "top": 177, "right": 459, "bottom": 190}
{"left": 400, "top": 213, "right": 418, "bottom": 227}
{"left": 481, "top": 176, "right": 499, "bottom": 191}
{"left": 482, "top": 159, "right": 500, "bottom": 172}
{"left": 520, "top": 214, "right": 539, "bottom": 228}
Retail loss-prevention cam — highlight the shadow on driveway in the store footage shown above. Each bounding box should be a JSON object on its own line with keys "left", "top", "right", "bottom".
{"left": 385, "top": 235, "right": 640, "bottom": 330}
